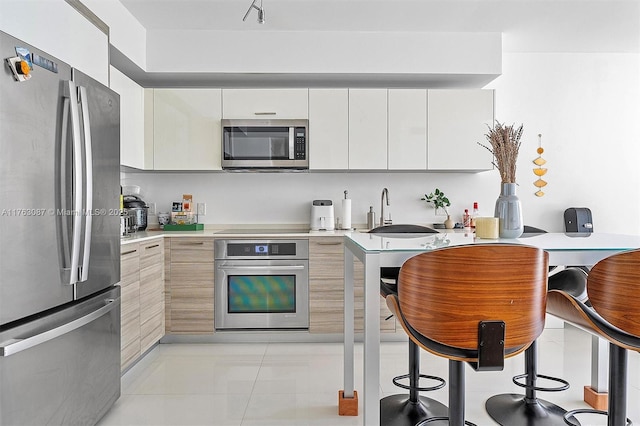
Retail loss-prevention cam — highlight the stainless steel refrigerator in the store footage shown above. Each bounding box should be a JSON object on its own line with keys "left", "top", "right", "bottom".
{"left": 0, "top": 31, "right": 121, "bottom": 425}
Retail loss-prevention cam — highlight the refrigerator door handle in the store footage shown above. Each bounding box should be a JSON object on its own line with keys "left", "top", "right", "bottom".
{"left": 65, "top": 80, "right": 83, "bottom": 285}
{"left": 0, "top": 298, "right": 117, "bottom": 357}
{"left": 78, "top": 85, "right": 93, "bottom": 282}
{"left": 58, "top": 96, "right": 72, "bottom": 274}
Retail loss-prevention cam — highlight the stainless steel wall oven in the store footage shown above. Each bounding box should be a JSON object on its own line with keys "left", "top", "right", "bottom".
{"left": 214, "top": 239, "right": 309, "bottom": 330}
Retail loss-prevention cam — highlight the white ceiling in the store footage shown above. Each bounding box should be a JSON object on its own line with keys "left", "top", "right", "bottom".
{"left": 119, "top": 0, "right": 640, "bottom": 53}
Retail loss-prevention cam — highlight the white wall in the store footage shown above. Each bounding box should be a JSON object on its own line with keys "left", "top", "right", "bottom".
{"left": 488, "top": 51, "right": 640, "bottom": 235}
{"left": 83, "top": 0, "right": 147, "bottom": 69}
{"left": 124, "top": 50, "right": 640, "bottom": 234}
{"left": 146, "top": 30, "right": 501, "bottom": 75}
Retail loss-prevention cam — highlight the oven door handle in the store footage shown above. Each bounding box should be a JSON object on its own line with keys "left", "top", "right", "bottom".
{"left": 218, "top": 265, "right": 305, "bottom": 271}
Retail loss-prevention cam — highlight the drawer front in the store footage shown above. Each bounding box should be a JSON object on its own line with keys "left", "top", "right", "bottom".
{"left": 309, "top": 238, "right": 344, "bottom": 280}
{"left": 139, "top": 239, "right": 163, "bottom": 269}
{"left": 170, "top": 238, "right": 214, "bottom": 263}
{"left": 120, "top": 244, "right": 140, "bottom": 286}
{"left": 309, "top": 237, "right": 343, "bottom": 255}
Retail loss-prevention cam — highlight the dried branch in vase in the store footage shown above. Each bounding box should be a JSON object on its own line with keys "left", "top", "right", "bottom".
{"left": 478, "top": 121, "right": 524, "bottom": 183}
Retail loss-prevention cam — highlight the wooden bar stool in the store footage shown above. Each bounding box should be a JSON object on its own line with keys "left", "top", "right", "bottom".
{"left": 486, "top": 225, "right": 587, "bottom": 425}
{"left": 546, "top": 248, "right": 640, "bottom": 426}
{"left": 386, "top": 244, "right": 549, "bottom": 426}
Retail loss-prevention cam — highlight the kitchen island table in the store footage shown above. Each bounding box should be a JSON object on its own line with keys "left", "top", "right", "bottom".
{"left": 340, "top": 231, "right": 640, "bottom": 425}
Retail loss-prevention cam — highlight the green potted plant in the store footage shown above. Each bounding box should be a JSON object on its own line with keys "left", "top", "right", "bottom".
{"left": 422, "top": 188, "right": 455, "bottom": 229}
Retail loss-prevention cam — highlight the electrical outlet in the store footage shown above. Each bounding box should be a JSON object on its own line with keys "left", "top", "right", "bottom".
{"left": 148, "top": 202, "right": 157, "bottom": 215}
{"left": 197, "top": 203, "right": 206, "bottom": 215}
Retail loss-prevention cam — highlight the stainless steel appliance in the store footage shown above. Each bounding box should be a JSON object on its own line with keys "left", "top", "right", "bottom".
{"left": 214, "top": 239, "right": 309, "bottom": 330}
{"left": 0, "top": 31, "right": 121, "bottom": 426}
{"left": 221, "top": 119, "right": 308, "bottom": 170}
{"left": 123, "top": 194, "right": 148, "bottom": 231}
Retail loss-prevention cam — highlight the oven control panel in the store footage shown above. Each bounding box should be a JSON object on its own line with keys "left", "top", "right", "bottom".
{"left": 227, "top": 242, "right": 296, "bottom": 257}
{"left": 215, "top": 239, "right": 309, "bottom": 260}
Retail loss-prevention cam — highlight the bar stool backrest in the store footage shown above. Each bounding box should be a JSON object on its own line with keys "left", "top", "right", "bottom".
{"left": 587, "top": 248, "right": 640, "bottom": 336}
{"left": 398, "top": 244, "right": 548, "bottom": 353}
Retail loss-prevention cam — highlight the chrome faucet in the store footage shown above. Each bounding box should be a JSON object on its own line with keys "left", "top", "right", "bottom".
{"left": 380, "top": 188, "right": 392, "bottom": 226}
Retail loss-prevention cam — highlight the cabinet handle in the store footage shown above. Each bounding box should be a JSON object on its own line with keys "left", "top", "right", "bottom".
{"left": 254, "top": 112, "right": 277, "bottom": 115}
{"left": 179, "top": 241, "right": 205, "bottom": 245}
{"left": 316, "top": 241, "right": 342, "bottom": 246}
{"left": 122, "top": 249, "right": 138, "bottom": 256}
{"left": 145, "top": 244, "right": 160, "bottom": 250}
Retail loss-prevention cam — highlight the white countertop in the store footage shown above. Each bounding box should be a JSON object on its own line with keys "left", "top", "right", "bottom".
{"left": 346, "top": 231, "right": 640, "bottom": 252}
{"left": 120, "top": 228, "right": 355, "bottom": 244}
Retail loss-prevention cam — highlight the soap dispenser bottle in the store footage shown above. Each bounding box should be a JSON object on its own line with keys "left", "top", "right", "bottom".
{"left": 367, "top": 206, "right": 376, "bottom": 230}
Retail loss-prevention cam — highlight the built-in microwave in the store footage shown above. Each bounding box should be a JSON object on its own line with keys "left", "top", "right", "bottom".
{"left": 221, "top": 119, "right": 308, "bottom": 170}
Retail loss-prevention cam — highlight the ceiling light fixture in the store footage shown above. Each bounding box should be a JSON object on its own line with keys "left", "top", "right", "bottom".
{"left": 242, "top": 0, "right": 265, "bottom": 24}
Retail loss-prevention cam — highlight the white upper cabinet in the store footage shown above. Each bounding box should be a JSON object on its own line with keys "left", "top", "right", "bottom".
{"left": 153, "top": 89, "right": 222, "bottom": 170}
{"left": 348, "top": 89, "right": 388, "bottom": 170}
{"left": 0, "top": 0, "right": 109, "bottom": 86}
{"left": 388, "top": 89, "right": 428, "bottom": 170}
{"left": 308, "top": 89, "right": 349, "bottom": 170}
{"left": 427, "top": 89, "right": 494, "bottom": 171}
{"left": 110, "top": 67, "right": 152, "bottom": 169}
{"left": 222, "top": 89, "right": 309, "bottom": 119}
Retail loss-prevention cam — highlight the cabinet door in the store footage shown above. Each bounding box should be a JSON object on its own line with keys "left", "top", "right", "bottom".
{"left": 222, "top": 89, "right": 309, "bottom": 119}
{"left": 0, "top": 0, "right": 109, "bottom": 85}
{"left": 308, "top": 237, "right": 395, "bottom": 333}
{"left": 168, "top": 238, "right": 215, "bottom": 334}
{"left": 388, "top": 89, "right": 427, "bottom": 170}
{"left": 309, "top": 238, "right": 344, "bottom": 333}
{"left": 139, "top": 239, "right": 164, "bottom": 354}
{"left": 348, "top": 89, "right": 388, "bottom": 170}
{"left": 120, "top": 243, "right": 140, "bottom": 372}
{"left": 110, "top": 67, "right": 152, "bottom": 169}
{"left": 427, "top": 89, "right": 494, "bottom": 171}
{"left": 308, "top": 89, "right": 349, "bottom": 169}
{"left": 153, "top": 89, "right": 222, "bottom": 170}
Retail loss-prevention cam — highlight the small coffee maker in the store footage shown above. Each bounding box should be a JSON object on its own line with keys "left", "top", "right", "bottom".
{"left": 310, "top": 200, "right": 335, "bottom": 231}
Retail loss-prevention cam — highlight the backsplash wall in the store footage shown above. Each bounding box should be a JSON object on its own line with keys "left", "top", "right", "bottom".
{"left": 123, "top": 170, "right": 505, "bottom": 228}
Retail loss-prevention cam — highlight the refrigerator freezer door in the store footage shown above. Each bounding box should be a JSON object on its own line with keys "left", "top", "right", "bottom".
{"left": 72, "top": 69, "right": 121, "bottom": 300}
{"left": 0, "top": 31, "right": 74, "bottom": 325}
{"left": 0, "top": 286, "right": 121, "bottom": 426}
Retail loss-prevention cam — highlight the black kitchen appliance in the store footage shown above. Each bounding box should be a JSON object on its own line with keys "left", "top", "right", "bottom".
{"left": 123, "top": 195, "right": 148, "bottom": 231}
{"left": 564, "top": 207, "right": 593, "bottom": 233}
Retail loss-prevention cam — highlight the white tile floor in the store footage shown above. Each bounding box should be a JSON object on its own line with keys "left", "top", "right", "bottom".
{"left": 98, "top": 326, "right": 639, "bottom": 426}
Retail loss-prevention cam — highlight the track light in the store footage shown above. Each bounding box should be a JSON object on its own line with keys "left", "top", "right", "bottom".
{"left": 243, "top": 0, "right": 265, "bottom": 24}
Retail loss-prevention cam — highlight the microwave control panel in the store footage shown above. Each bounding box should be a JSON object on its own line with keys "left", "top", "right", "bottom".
{"left": 295, "top": 127, "right": 306, "bottom": 160}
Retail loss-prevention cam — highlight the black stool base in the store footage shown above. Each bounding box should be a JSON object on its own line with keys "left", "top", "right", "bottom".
{"left": 380, "top": 394, "right": 448, "bottom": 426}
{"left": 485, "top": 394, "right": 580, "bottom": 426}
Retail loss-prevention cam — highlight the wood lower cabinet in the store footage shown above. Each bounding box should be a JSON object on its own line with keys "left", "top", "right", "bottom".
{"left": 120, "top": 243, "right": 141, "bottom": 372}
{"left": 120, "top": 238, "right": 165, "bottom": 372}
{"left": 167, "top": 238, "right": 215, "bottom": 334}
{"left": 139, "top": 239, "right": 165, "bottom": 353}
{"left": 309, "top": 237, "right": 395, "bottom": 333}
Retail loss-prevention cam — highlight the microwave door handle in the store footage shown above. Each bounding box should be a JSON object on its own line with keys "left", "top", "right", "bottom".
{"left": 288, "top": 127, "right": 295, "bottom": 160}
{"left": 78, "top": 86, "right": 93, "bottom": 282}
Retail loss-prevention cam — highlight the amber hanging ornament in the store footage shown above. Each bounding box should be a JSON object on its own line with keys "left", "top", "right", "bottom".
{"left": 533, "top": 133, "right": 547, "bottom": 196}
